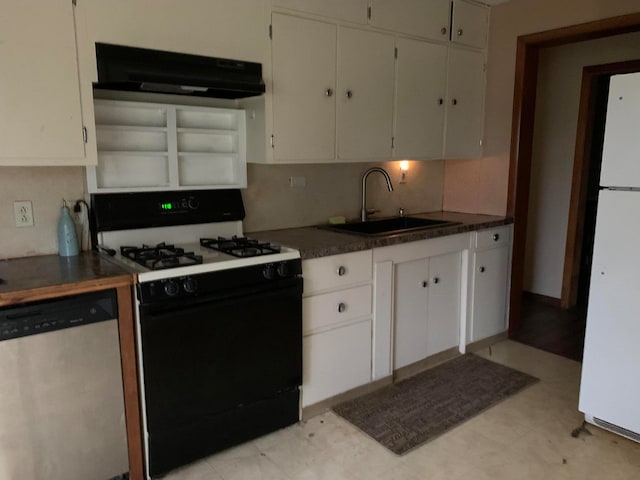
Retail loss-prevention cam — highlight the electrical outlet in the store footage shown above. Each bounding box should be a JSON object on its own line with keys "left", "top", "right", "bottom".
{"left": 14, "top": 200, "right": 34, "bottom": 227}
{"left": 289, "top": 176, "right": 306, "bottom": 188}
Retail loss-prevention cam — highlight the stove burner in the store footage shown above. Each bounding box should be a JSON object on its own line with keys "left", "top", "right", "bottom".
{"left": 200, "top": 236, "right": 282, "bottom": 258}
{"left": 121, "top": 243, "right": 203, "bottom": 270}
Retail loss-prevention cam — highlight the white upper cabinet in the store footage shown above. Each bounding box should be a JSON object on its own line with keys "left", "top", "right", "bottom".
{"left": 451, "top": 0, "right": 489, "bottom": 49}
{"left": 444, "top": 48, "right": 485, "bottom": 158}
{"left": 393, "top": 38, "right": 447, "bottom": 160}
{"left": 271, "top": 0, "right": 368, "bottom": 24}
{"left": 269, "top": 16, "right": 394, "bottom": 162}
{"left": 337, "top": 27, "right": 395, "bottom": 160}
{"left": 369, "top": 0, "right": 451, "bottom": 42}
{"left": 271, "top": 14, "right": 336, "bottom": 161}
{"left": 0, "top": 0, "right": 89, "bottom": 165}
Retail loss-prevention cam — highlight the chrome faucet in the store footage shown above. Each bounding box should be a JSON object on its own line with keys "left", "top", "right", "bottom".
{"left": 361, "top": 167, "right": 394, "bottom": 222}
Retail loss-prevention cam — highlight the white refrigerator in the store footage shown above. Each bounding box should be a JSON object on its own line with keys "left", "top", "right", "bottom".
{"left": 579, "top": 71, "right": 640, "bottom": 443}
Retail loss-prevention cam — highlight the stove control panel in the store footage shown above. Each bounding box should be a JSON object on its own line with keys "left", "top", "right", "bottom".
{"left": 159, "top": 196, "right": 200, "bottom": 214}
{"left": 137, "top": 259, "right": 302, "bottom": 304}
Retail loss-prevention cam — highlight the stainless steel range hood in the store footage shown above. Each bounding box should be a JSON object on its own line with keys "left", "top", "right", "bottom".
{"left": 94, "top": 43, "right": 265, "bottom": 99}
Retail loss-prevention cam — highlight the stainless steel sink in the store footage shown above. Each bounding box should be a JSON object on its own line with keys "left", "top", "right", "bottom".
{"left": 320, "top": 217, "right": 460, "bottom": 236}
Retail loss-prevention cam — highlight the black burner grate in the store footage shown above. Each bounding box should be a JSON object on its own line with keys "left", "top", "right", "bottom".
{"left": 121, "top": 243, "right": 203, "bottom": 270}
{"left": 200, "top": 236, "right": 281, "bottom": 258}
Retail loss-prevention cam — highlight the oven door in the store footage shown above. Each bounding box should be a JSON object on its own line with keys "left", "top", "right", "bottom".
{"left": 138, "top": 276, "right": 302, "bottom": 477}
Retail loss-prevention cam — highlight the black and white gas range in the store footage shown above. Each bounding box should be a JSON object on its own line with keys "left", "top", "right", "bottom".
{"left": 92, "top": 190, "right": 303, "bottom": 479}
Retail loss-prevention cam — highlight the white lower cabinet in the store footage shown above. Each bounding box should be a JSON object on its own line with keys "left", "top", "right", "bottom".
{"left": 468, "top": 226, "right": 512, "bottom": 342}
{"left": 302, "top": 320, "right": 372, "bottom": 407}
{"left": 373, "top": 233, "right": 470, "bottom": 378}
{"left": 301, "top": 251, "right": 373, "bottom": 407}
{"left": 394, "top": 251, "right": 461, "bottom": 369}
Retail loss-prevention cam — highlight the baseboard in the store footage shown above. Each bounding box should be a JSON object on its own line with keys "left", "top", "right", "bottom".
{"left": 466, "top": 331, "right": 509, "bottom": 353}
{"left": 301, "top": 376, "right": 394, "bottom": 420}
{"left": 523, "top": 291, "right": 561, "bottom": 308}
{"left": 393, "top": 346, "right": 461, "bottom": 383}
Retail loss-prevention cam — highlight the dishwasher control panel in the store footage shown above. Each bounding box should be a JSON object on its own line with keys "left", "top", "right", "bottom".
{"left": 0, "top": 290, "right": 117, "bottom": 341}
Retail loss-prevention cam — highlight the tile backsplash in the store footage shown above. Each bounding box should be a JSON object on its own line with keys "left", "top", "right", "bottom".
{"left": 0, "top": 160, "right": 444, "bottom": 258}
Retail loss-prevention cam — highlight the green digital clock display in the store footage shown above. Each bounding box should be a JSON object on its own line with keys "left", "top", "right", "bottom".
{"left": 160, "top": 203, "right": 174, "bottom": 211}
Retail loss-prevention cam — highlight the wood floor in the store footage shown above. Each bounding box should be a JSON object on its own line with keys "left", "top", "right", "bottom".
{"left": 512, "top": 294, "right": 587, "bottom": 362}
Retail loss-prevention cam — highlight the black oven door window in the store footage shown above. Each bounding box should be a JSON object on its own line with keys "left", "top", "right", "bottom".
{"left": 139, "top": 278, "right": 302, "bottom": 432}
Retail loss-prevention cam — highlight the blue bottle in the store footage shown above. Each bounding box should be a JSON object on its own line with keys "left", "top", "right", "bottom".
{"left": 58, "top": 199, "right": 79, "bottom": 257}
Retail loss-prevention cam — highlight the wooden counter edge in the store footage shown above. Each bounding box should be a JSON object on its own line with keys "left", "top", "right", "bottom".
{"left": 0, "top": 274, "right": 133, "bottom": 306}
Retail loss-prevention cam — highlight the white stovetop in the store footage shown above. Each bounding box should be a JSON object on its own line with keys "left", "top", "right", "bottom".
{"left": 111, "top": 241, "right": 301, "bottom": 282}
{"left": 98, "top": 221, "right": 300, "bottom": 282}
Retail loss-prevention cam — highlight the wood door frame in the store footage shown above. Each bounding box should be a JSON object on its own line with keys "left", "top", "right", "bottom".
{"left": 561, "top": 59, "right": 640, "bottom": 309}
{"left": 507, "top": 13, "right": 640, "bottom": 335}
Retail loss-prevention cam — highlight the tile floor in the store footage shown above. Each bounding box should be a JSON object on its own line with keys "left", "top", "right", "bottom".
{"left": 165, "top": 340, "right": 640, "bottom": 480}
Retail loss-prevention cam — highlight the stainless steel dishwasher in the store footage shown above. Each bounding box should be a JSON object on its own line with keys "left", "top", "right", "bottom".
{"left": 0, "top": 289, "right": 129, "bottom": 480}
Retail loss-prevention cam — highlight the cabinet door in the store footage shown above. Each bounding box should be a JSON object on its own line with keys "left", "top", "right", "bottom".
{"left": 394, "top": 39, "right": 447, "bottom": 160}
{"left": 394, "top": 259, "right": 429, "bottom": 369}
{"left": 337, "top": 27, "right": 395, "bottom": 160}
{"left": 444, "top": 48, "right": 485, "bottom": 158}
{"left": 302, "top": 320, "right": 372, "bottom": 407}
{"left": 426, "top": 252, "right": 461, "bottom": 356}
{"left": 451, "top": 0, "right": 489, "bottom": 49}
{"left": 471, "top": 247, "right": 509, "bottom": 341}
{"left": 369, "top": 0, "right": 451, "bottom": 42}
{"left": 0, "top": 0, "right": 85, "bottom": 164}
{"left": 272, "top": 0, "right": 368, "bottom": 24}
{"left": 271, "top": 14, "right": 336, "bottom": 161}
{"left": 600, "top": 72, "right": 640, "bottom": 188}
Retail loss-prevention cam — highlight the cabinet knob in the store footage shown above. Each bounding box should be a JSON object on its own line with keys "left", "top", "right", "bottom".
{"left": 438, "top": 98, "right": 444, "bottom": 105}
{"left": 493, "top": 233, "right": 500, "bottom": 241}
{"left": 479, "top": 266, "right": 486, "bottom": 273}
{"left": 325, "top": 88, "right": 333, "bottom": 97}
{"left": 441, "top": 27, "right": 447, "bottom": 35}
{"left": 421, "top": 281, "right": 428, "bottom": 288}
{"left": 452, "top": 98, "right": 458, "bottom": 106}
{"left": 346, "top": 90, "right": 353, "bottom": 99}
{"left": 432, "top": 277, "right": 440, "bottom": 285}
{"left": 457, "top": 28, "right": 463, "bottom": 36}
{"left": 337, "top": 265, "right": 347, "bottom": 276}
{"left": 337, "top": 302, "right": 346, "bottom": 313}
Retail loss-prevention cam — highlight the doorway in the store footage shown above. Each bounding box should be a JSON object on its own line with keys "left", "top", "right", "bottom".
{"left": 507, "top": 13, "right": 640, "bottom": 360}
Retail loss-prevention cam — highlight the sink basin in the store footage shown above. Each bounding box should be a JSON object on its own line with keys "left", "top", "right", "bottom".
{"left": 320, "top": 217, "right": 460, "bottom": 236}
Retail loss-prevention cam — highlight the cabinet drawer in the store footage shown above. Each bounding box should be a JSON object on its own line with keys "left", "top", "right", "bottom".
{"left": 302, "top": 319, "right": 372, "bottom": 407}
{"left": 303, "top": 285, "right": 372, "bottom": 335}
{"left": 303, "top": 250, "right": 372, "bottom": 294}
{"left": 475, "top": 226, "right": 511, "bottom": 249}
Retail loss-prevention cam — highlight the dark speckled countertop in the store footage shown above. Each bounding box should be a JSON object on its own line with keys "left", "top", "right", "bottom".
{"left": 0, "top": 252, "right": 133, "bottom": 306}
{"left": 249, "top": 211, "right": 512, "bottom": 260}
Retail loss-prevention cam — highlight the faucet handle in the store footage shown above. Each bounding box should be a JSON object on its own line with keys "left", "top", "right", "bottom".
{"left": 398, "top": 207, "right": 405, "bottom": 217}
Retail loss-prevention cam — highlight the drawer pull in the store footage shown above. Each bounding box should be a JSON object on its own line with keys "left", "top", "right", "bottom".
{"left": 337, "top": 265, "right": 347, "bottom": 276}
{"left": 457, "top": 28, "right": 463, "bottom": 36}
{"left": 441, "top": 27, "right": 447, "bottom": 35}
{"left": 479, "top": 266, "right": 486, "bottom": 273}
{"left": 421, "top": 281, "right": 428, "bottom": 288}
{"left": 493, "top": 233, "right": 500, "bottom": 242}
{"left": 432, "top": 277, "right": 440, "bottom": 285}
{"left": 337, "top": 302, "right": 346, "bottom": 313}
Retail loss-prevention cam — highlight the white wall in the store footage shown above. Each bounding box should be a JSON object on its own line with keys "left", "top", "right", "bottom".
{"left": 523, "top": 32, "right": 640, "bottom": 298}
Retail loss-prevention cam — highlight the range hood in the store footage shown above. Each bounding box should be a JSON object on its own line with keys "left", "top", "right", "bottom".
{"left": 94, "top": 43, "right": 265, "bottom": 99}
